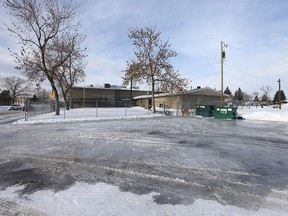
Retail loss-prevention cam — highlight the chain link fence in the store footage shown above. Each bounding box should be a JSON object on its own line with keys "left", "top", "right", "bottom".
{"left": 71, "top": 99, "right": 133, "bottom": 108}
{"left": 24, "top": 100, "right": 55, "bottom": 121}
{"left": 68, "top": 99, "right": 135, "bottom": 118}
{"left": 24, "top": 99, "right": 138, "bottom": 121}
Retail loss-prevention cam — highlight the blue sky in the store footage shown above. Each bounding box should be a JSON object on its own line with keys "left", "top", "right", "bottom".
{"left": 1, "top": 0, "right": 288, "bottom": 96}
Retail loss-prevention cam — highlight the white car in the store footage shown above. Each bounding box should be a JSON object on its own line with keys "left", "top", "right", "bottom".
{"left": 8, "top": 105, "right": 22, "bottom": 111}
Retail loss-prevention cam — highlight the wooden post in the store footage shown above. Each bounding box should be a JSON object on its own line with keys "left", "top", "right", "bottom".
{"left": 278, "top": 79, "right": 281, "bottom": 110}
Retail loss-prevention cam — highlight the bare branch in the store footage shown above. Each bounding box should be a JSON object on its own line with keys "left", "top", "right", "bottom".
{"left": 127, "top": 26, "right": 189, "bottom": 112}
{"left": 3, "top": 0, "right": 85, "bottom": 115}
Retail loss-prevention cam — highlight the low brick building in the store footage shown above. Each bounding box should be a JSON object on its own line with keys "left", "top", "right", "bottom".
{"left": 70, "top": 86, "right": 151, "bottom": 108}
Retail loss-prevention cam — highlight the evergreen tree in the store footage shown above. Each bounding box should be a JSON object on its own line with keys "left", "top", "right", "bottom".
{"left": 0, "top": 90, "right": 12, "bottom": 105}
{"left": 234, "top": 88, "right": 244, "bottom": 101}
{"left": 254, "top": 95, "right": 260, "bottom": 102}
{"left": 261, "top": 94, "right": 268, "bottom": 103}
{"left": 273, "top": 90, "right": 286, "bottom": 104}
{"left": 224, "top": 86, "right": 232, "bottom": 95}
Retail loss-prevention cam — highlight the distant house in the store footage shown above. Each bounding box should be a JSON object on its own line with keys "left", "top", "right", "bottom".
{"left": 134, "top": 87, "right": 230, "bottom": 110}
{"left": 70, "top": 86, "right": 152, "bottom": 108}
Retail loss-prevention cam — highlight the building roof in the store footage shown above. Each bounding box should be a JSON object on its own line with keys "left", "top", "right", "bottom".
{"left": 72, "top": 86, "right": 149, "bottom": 93}
{"left": 133, "top": 87, "right": 230, "bottom": 99}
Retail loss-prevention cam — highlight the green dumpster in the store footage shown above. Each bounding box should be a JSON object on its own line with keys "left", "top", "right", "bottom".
{"left": 195, "top": 105, "right": 215, "bottom": 117}
{"left": 215, "top": 107, "right": 238, "bottom": 119}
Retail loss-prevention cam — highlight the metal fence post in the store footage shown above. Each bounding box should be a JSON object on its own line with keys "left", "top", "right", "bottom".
{"left": 96, "top": 101, "right": 98, "bottom": 117}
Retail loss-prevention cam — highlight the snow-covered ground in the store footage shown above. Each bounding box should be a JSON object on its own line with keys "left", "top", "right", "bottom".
{"left": 238, "top": 104, "right": 288, "bottom": 122}
{"left": 1, "top": 105, "right": 288, "bottom": 216}
{"left": 14, "top": 106, "right": 162, "bottom": 124}
{"left": 12, "top": 104, "right": 288, "bottom": 124}
{"left": 1, "top": 183, "right": 287, "bottom": 216}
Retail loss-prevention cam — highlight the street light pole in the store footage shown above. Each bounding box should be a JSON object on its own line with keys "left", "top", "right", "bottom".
{"left": 220, "top": 41, "right": 228, "bottom": 106}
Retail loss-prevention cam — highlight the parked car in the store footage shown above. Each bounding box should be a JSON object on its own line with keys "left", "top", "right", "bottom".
{"left": 8, "top": 104, "right": 22, "bottom": 111}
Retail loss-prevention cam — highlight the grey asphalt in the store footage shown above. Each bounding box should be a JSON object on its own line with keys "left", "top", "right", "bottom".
{"left": 0, "top": 110, "right": 25, "bottom": 124}
{"left": 0, "top": 116, "right": 287, "bottom": 212}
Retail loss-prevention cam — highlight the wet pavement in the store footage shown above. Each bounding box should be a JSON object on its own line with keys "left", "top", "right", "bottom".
{"left": 0, "top": 116, "right": 287, "bottom": 212}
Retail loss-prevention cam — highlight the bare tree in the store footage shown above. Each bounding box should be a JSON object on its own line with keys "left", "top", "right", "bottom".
{"left": 3, "top": 0, "right": 85, "bottom": 115}
{"left": 122, "top": 61, "right": 142, "bottom": 101}
{"left": 155, "top": 65, "right": 189, "bottom": 93}
{"left": 242, "top": 92, "right": 252, "bottom": 102}
{"left": 260, "top": 86, "right": 272, "bottom": 105}
{"left": 34, "top": 87, "right": 50, "bottom": 101}
{"left": 55, "top": 32, "right": 86, "bottom": 110}
{"left": 0, "top": 76, "right": 30, "bottom": 104}
{"left": 128, "top": 26, "right": 188, "bottom": 113}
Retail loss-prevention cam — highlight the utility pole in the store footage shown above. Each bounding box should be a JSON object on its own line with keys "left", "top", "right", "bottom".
{"left": 278, "top": 79, "right": 281, "bottom": 110}
{"left": 220, "top": 41, "right": 228, "bottom": 106}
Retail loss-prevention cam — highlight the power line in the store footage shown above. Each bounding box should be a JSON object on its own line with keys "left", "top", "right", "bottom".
{"left": 180, "top": 60, "right": 219, "bottom": 74}
{"left": 224, "top": 61, "right": 262, "bottom": 79}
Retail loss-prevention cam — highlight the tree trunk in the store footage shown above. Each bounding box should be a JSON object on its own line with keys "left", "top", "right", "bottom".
{"left": 151, "top": 78, "right": 156, "bottom": 113}
{"left": 130, "top": 78, "right": 133, "bottom": 104}
{"left": 54, "top": 90, "right": 60, "bottom": 115}
{"left": 50, "top": 81, "right": 60, "bottom": 115}
{"left": 64, "top": 94, "right": 70, "bottom": 110}
{"left": 55, "top": 92, "right": 60, "bottom": 115}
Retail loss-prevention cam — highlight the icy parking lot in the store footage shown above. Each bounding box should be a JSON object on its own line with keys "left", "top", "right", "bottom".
{"left": 0, "top": 108, "right": 288, "bottom": 215}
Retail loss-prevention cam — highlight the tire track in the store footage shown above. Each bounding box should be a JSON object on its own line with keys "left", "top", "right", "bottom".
{"left": 1, "top": 153, "right": 275, "bottom": 209}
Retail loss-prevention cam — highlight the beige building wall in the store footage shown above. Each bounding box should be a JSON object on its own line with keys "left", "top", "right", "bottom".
{"left": 181, "top": 95, "right": 221, "bottom": 108}
{"left": 154, "top": 96, "right": 182, "bottom": 109}
{"left": 154, "top": 95, "right": 221, "bottom": 109}
{"left": 136, "top": 94, "right": 223, "bottom": 110}
{"left": 136, "top": 98, "right": 151, "bottom": 109}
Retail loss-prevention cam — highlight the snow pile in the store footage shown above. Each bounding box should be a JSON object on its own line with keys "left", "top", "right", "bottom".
{"left": 238, "top": 104, "right": 288, "bottom": 122}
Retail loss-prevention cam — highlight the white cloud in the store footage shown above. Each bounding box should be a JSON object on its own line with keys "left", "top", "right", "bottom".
{"left": 1, "top": 0, "right": 288, "bottom": 94}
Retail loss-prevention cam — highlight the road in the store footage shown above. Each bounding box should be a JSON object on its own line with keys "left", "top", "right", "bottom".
{"left": 0, "top": 116, "right": 287, "bottom": 214}
{"left": 0, "top": 110, "right": 25, "bottom": 124}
